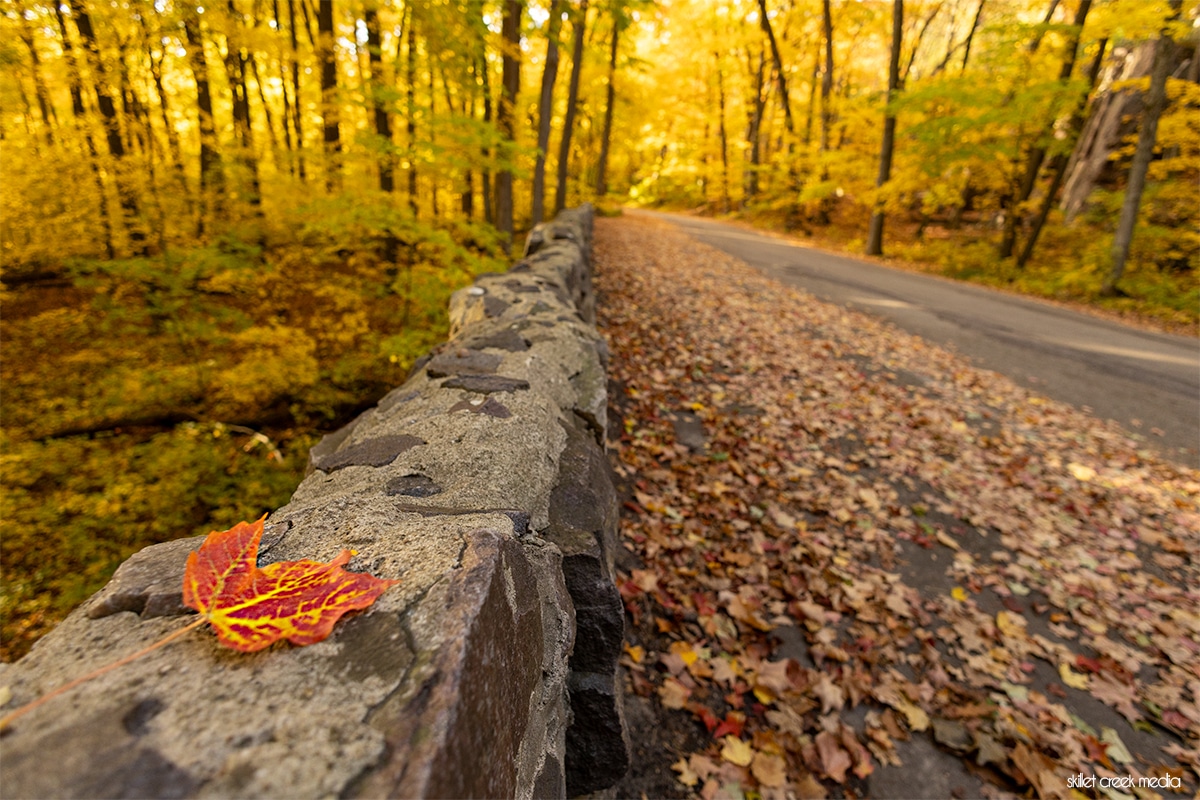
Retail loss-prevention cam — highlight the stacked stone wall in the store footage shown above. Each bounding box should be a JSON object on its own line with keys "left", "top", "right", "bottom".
{"left": 0, "top": 205, "right": 628, "bottom": 799}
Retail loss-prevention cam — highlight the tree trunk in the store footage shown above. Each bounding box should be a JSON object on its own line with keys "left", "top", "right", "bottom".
{"left": 495, "top": 0, "right": 522, "bottom": 250}
{"left": 287, "top": 0, "right": 306, "bottom": 180}
{"left": 961, "top": 0, "right": 984, "bottom": 73}
{"left": 364, "top": 5, "right": 393, "bottom": 192}
{"left": 18, "top": 16, "right": 56, "bottom": 146}
{"left": 182, "top": 5, "right": 222, "bottom": 233}
{"left": 531, "top": 0, "right": 562, "bottom": 224}
{"left": 1026, "top": 0, "right": 1061, "bottom": 55}
{"left": 141, "top": 15, "right": 184, "bottom": 177}
{"left": 555, "top": 0, "right": 588, "bottom": 214}
{"left": 866, "top": 0, "right": 903, "bottom": 256}
{"left": 815, "top": 0, "right": 834, "bottom": 223}
{"left": 716, "top": 55, "right": 730, "bottom": 214}
{"left": 756, "top": 0, "right": 795, "bottom": 134}
{"left": 317, "top": 0, "right": 340, "bottom": 191}
{"left": 1060, "top": 43, "right": 1156, "bottom": 221}
{"left": 70, "top": 0, "right": 145, "bottom": 254}
{"left": 1017, "top": 37, "right": 1108, "bottom": 268}
{"left": 594, "top": 7, "right": 619, "bottom": 197}
{"left": 405, "top": 8, "right": 418, "bottom": 212}
{"left": 1104, "top": 13, "right": 1178, "bottom": 295}
{"left": 743, "top": 48, "right": 766, "bottom": 203}
{"left": 54, "top": 2, "right": 113, "bottom": 257}
{"left": 481, "top": 49, "right": 494, "bottom": 224}
{"left": 224, "top": 0, "right": 262, "bottom": 210}
{"left": 998, "top": 0, "right": 1091, "bottom": 259}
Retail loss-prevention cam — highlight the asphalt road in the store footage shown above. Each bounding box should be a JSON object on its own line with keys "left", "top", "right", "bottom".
{"left": 637, "top": 210, "right": 1200, "bottom": 468}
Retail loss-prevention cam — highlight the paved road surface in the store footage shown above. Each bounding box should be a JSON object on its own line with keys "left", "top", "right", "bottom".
{"left": 638, "top": 210, "right": 1200, "bottom": 468}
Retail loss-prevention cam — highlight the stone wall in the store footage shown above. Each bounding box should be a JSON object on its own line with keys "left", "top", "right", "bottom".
{"left": 0, "top": 205, "right": 629, "bottom": 799}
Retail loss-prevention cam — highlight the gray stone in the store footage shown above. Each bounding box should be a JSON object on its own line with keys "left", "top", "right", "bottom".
{"left": 542, "top": 414, "right": 628, "bottom": 790}
{"left": 484, "top": 295, "right": 511, "bottom": 317}
{"left": 462, "top": 328, "right": 530, "bottom": 352}
{"left": 448, "top": 395, "right": 513, "bottom": 417}
{"left": 0, "top": 701, "right": 200, "bottom": 800}
{"left": 444, "top": 374, "right": 531, "bottom": 393}
{"left": 565, "top": 671, "right": 630, "bottom": 797}
{"left": 384, "top": 474, "right": 443, "bottom": 497}
{"left": 86, "top": 536, "right": 203, "bottom": 619}
{"left": 350, "top": 531, "right": 544, "bottom": 799}
{"left": 425, "top": 349, "right": 503, "bottom": 378}
{"left": 311, "top": 433, "right": 425, "bottom": 471}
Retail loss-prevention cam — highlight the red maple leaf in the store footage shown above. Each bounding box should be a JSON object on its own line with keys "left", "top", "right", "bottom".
{"left": 183, "top": 516, "right": 399, "bottom": 652}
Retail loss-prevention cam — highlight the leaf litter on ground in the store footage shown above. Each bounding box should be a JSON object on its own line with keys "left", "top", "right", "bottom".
{"left": 596, "top": 214, "right": 1200, "bottom": 799}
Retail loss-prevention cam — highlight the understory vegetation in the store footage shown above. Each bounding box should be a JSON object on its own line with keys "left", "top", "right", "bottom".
{"left": 1, "top": 202, "right": 504, "bottom": 659}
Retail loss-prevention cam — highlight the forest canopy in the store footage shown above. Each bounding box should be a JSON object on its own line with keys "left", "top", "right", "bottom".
{"left": 1, "top": 0, "right": 1196, "bottom": 659}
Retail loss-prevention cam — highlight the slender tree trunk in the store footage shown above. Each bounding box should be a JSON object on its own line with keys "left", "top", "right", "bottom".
{"left": 70, "top": 0, "right": 145, "bottom": 254}
{"left": 405, "top": 9, "right": 418, "bottom": 212}
{"left": 19, "top": 17, "right": 56, "bottom": 145}
{"left": 364, "top": 5, "right": 393, "bottom": 192}
{"left": 866, "top": 0, "right": 903, "bottom": 256}
{"left": 317, "top": 0, "right": 340, "bottom": 191}
{"left": 54, "top": 3, "right": 113, "bottom": 257}
{"left": 1027, "top": 0, "right": 1061, "bottom": 55}
{"left": 462, "top": 50, "right": 477, "bottom": 218}
{"left": 55, "top": 4, "right": 86, "bottom": 118}
{"left": 815, "top": 0, "right": 835, "bottom": 223}
{"left": 998, "top": 0, "right": 1092, "bottom": 259}
{"left": 272, "top": 0, "right": 295, "bottom": 166}
{"left": 481, "top": 53, "right": 494, "bottom": 223}
{"left": 248, "top": 54, "right": 279, "bottom": 157}
{"left": 756, "top": 0, "right": 795, "bottom": 134}
{"left": 804, "top": 49, "right": 818, "bottom": 147}
{"left": 224, "top": 0, "right": 261, "bottom": 210}
{"left": 1017, "top": 37, "right": 1108, "bottom": 268}
{"left": 287, "top": 0, "right": 306, "bottom": 180}
{"left": 757, "top": 0, "right": 801, "bottom": 222}
{"left": 744, "top": 48, "right": 765, "bottom": 203}
{"left": 532, "top": 0, "right": 562, "bottom": 224}
{"left": 495, "top": 0, "right": 523, "bottom": 250}
{"left": 182, "top": 5, "right": 222, "bottom": 233}
{"left": 716, "top": 55, "right": 730, "bottom": 214}
{"left": 594, "top": 7, "right": 619, "bottom": 197}
{"left": 555, "top": 0, "right": 588, "bottom": 214}
{"left": 141, "top": 14, "right": 183, "bottom": 177}
{"left": 1104, "top": 7, "right": 1179, "bottom": 295}
{"left": 961, "top": 0, "right": 984, "bottom": 73}
{"left": 428, "top": 64, "right": 439, "bottom": 217}
{"left": 902, "top": 2, "right": 942, "bottom": 83}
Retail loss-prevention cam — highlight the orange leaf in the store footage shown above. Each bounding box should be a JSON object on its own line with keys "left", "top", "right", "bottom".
{"left": 183, "top": 516, "right": 399, "bottom": 653}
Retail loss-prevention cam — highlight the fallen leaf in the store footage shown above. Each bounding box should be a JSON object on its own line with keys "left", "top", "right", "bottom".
{"left": 1100, "top": 727, "right": 1133, "bottom": 764}
{"left": 1068, "top": 462, "right": 1096, "bottom": 482}
{"left": 659, "top": 677, "right": 691, "bottom": 709}
{"left": 672, "top": 758, "right": 700, "bottom": 787}
{"left": 182, "top": 517, "right": 398, "bottom": 652}
{"left": 720, "top": 735, "right": 754, "bottom": 767}
{"left": 895, "top": 699, "right": 929, "bottom": 732}
{"left": 1059, "top": 662, "right": 1090, "bottom": 690}
{"left": 751, "top": 750, "right": 787, "bottom": 787}
{"left": 813, "top": 673, "right": 845, "bottom": 714}
{"left": 815, "top": 730, "right": 852, "bottom": 782}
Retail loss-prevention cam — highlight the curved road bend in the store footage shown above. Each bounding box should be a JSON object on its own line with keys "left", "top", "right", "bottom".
{"left": 634, "top": 209, "right": 1200, "bottom": 468}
